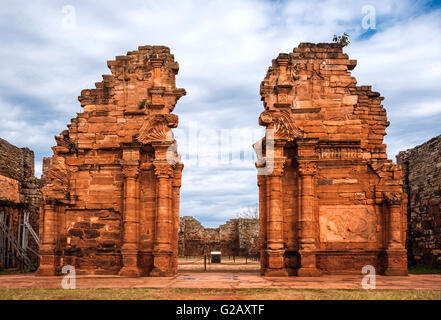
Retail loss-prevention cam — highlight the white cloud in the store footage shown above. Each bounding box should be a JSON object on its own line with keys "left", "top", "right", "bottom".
{"left": 0, "top": 0, "right": 440, "bottom": 227}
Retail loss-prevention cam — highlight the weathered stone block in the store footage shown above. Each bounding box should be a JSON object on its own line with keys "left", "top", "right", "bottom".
{"left": 37, "top": 46, "right": 185, "bottom": 277}
{"left": 254, "top": 42, "right": 407, "bottom": 276}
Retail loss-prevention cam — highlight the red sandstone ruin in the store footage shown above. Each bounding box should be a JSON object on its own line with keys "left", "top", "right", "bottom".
{"left": 0, "top": 138, "right": 41, "bottom": 270}
{"left": 37, "top": 46, "right": 185, "bottom": 276}
{"left": 253, "top": 43, "right": 408, "bottom": 276}
{"left": 36, "top": 42, "right": 408, "bottom": 277}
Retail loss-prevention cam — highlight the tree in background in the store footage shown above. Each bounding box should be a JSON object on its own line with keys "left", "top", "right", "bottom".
{"left": 235, "top": 206, "right": 258, "bottom": 219}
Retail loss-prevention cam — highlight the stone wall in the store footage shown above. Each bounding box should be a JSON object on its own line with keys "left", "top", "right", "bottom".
{"left": 0, "top": 138, "right": 41, "bottom": 270}
{"left": 254, "top": 43, "right": 407, "bottom": 276}
{"left": 0, "top": 138, "right": 34, "bottom": 182}
{"left": 397, "top": 134, "right": 441, "bottom": 268}
{"left": 37, "top": 45, "right": 185, "bottom": 277}
{"left": 178, "top": 216, "right": 259, "bottom": 256}
{"left": 0, "top": 137, "right": 41, "bottom": 218}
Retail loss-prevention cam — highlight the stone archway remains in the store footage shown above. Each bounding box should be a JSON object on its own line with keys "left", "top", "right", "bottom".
{"left": 37, "top": 46, "right": 185, "bottom": 276}
{"left": 253, "top": 43, "right": 407, "bottom": 276}
{"left": 37, "top": 43, "right": 407, "bottom": 278}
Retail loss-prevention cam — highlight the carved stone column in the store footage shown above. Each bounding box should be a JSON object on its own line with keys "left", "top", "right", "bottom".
{"left": 384, "top": 192, "right": 408, "bottom": 276}
{"left": 151, "top": 161, "right": 174, "bottom": 276}
{"left": 171, "top": 163, "right": 183, "bottom": 274}
{"left": 119, "top": 160, "right": 141, "bottom": 277}
{"left": 265, "top": 159, "right": 288, "bottom": 276}
{"left": 257, "top": 175, "right": 267, "bottom": 275}
{"left": 36, "top": 203, "right": 59, "bottom": 276}
{"left": 297, "top": 162, "right": 322, "bottom": 276}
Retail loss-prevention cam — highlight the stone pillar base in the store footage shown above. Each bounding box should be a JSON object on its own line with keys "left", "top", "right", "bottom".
{"left": 35, "top": 252, "right": 59, "bottom": 276}
{"left": 35, "top": 266, "right": 58, "bottom": 276}
{"left": 297, "top": 267, "right": 323, "bottom": 276}
{"left": 263, "top": 249, "right": 287, "bottom": 276}
{"left": 119, "top": 251, "right": 141, "bottom": 277}
{"left": 119, "top": 266, "right": 141, "bottom": 277}
{"left": 263, "top": 268, "right": 288, "bottom": 276}
{"left": 298, "top": 250, "right": 322, "bottom": 276}
{"left": 150, "top": 268, "right": 174, "bottom": 277}
{"left": 138, "top": 251, "right": 154, "bottom": 276}
{"left": 384, "top": 249, "right": 408, "bottom": 276}
{"left": 384, "top": 268, "right": 408, "bottom": 276}
{"left": 150, "top": 251, "right": 174, "bottom": 277}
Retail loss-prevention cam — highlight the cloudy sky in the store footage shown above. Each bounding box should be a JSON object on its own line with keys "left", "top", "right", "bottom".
{"left": 1, "top": 0, "right": 440, "bottom": 227}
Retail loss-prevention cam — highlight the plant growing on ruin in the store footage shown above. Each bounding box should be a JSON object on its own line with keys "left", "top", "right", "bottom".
{"left": 332, "top": 32, "right": 350, "bottom": 46}
{"left": 138, "top": 99, "right": 146, "bottom": 109}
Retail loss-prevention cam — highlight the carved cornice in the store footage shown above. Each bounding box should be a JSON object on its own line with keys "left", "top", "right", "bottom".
{"left": 383, "top": 192, "right": 403, "bottom": 205}
{"left": 259, "top": 110, "right": 303, "bottom": 141}
{"left": 298, "top": 162, "right": 317, "bottom": 176}
{"left": 370, "top": 161, "right": 401, "bottom": 179}
{"left": 154, "top": 162, "right": 174, "bottom": 178}
{"left": 259, "top": 111, "right": 273, "bottom": 126}
{"left": 267, "top": 159, "right": 286, "bottom": 177}
{"left": 122, "top": 166, "right": 139, "bottom": 179}
{"left": 137, "top": 114, "right": 178, "bottom": 144}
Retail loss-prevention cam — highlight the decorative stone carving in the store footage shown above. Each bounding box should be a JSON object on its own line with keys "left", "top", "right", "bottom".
{"left": 259, "top": 111, "right": 273, "bottom": 125}
{"left": 37, "top": 45, "right": 185, "bottom": 276}
{"left": 383, "top": 192, "right": 403, "bottom": 205}
{"left": 319, "top": 206, "right": 376, "bottom": 242}
{"left": 154, "top": 162, "right": 174, "bottom": 178}
{"left": 298, "top": 162, "right": 317, "bottom": 176}
{"left": 254, "top": 42, "right": 407, "bottom": 276}
{"left": 273, "top": 111, "right": 303, "bottom": 140}
{"left": 137, "top": 114, "right": 178, "bottom": 144}
{"left": 259, "top": 110, "right": 304, "bottom": 141}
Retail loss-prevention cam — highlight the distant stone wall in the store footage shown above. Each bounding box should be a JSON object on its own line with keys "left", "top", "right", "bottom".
{"left": 0, "top": 138, "right": 34, "bottom": 182}
{"left": 0, "top": 138, "right": 41, "bottom": 213}
{"left": 178, "top": 216, "right": 259, "bottom": 256}
{"left": 0, "top": 138, "right": 42, "bottom": 270}
{"left": 397, "top": 134, "right": 441, "bottom": 268}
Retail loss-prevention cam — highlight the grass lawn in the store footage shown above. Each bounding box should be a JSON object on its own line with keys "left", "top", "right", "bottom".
{"left": 408, "top": 266, "right": 441, "bottom": 274}
{"left": 0, "top": 288, "right": 438, "bottom": 300}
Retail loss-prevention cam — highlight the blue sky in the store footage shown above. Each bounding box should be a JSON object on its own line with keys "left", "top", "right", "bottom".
{"left": 1, "top": 0, "right": 440, "bottom": 227}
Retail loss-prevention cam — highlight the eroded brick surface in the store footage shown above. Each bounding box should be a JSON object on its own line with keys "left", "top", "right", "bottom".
{"left": 0, "top": 175, "right": 19, "bottom": 203}
{"left": 254, "top": 43, "right": 407, "bottom": 276}
{"left": 0, "top": 138, "right": 41, "bottom": 270}
{"left": 178, "top": 216, "right": 259, "bottom": 256}
{"left": 397, "top": 134, "right": 441, "bottom": 268}
{"left": 37, "top": 46, "right": 185, "bottom": 276}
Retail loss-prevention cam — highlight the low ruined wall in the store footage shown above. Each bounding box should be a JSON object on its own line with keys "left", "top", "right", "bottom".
{"left": 397, "top": 134, "right": 441, "bottom": 268}
{"left": 178, "top": 216, "right": 259, "bottom": 256}
{"left": 0, "top": 138, "right": 34, "bottom": 182}
{"left": 0, "top": 138, "right": 41, "bottom": 212}
{"left": 0, "top": 138, "right": 42, "bottom": 270}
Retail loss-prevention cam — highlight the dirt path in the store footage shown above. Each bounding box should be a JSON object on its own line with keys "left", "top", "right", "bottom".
{"left": 0, "top": 272, "right": 440, "bottom": 290}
